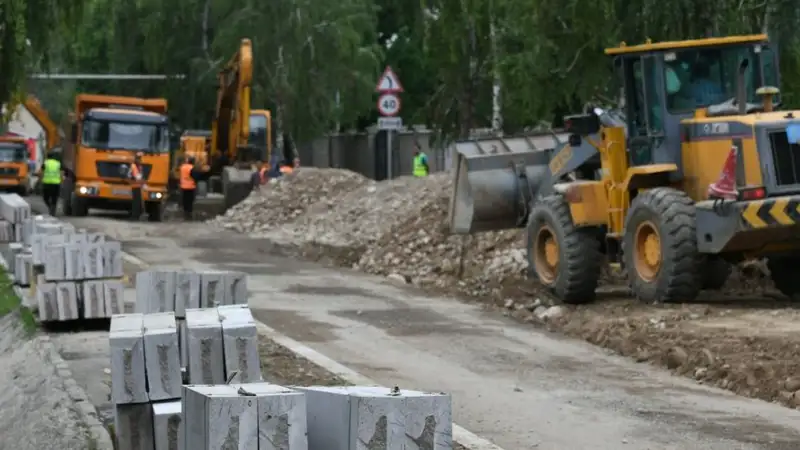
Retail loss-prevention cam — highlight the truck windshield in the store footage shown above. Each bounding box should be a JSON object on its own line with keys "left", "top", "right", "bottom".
{"left": 248, "top": 114, "right": 268, "bottom": 150}
{"left": 0, "top": 143, "right": 28, "bottom": 162}
{"left": 663, "top": 44, "right": 763, "bottom": 112}
{"left": 81, "top": 120, "right": 169, "bottom": 153}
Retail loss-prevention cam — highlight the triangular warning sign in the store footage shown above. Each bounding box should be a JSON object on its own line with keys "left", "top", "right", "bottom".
{"left": 375, "top": 66, "right": 404, "bottom": 93}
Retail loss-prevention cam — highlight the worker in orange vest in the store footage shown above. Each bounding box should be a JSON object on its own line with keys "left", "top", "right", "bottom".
{"left": 179, "top": 156, "right": 205, "bottom": 220}
{"left": 128, "top": 152, "right": 145, "bottom": 220}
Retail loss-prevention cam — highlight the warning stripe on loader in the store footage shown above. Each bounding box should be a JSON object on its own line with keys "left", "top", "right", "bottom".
{"left": 741, "top": 198, "right": 800, "bottom": 229}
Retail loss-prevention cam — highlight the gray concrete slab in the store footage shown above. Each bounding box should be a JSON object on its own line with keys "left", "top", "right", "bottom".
{"left": 182, "top": 385, "right": 259, "bottom": 450}
{"left": 142, "top": 313, "right": 181, "bottom": 401}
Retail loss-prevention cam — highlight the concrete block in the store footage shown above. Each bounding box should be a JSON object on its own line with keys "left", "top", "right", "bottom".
{"left": 0, "top": 193, "right": 30, "bottom": 224}
{"left": 104, "top": 280, "right": 125, "bottom": 316}
{"left": 143, "top": 312, "right": 182, "bottom": 401}
{"left": 114, "top": 403, "right": 155, "bottom": 450}
{"left": 136, "top": 270, "right": 176, "bottom": 314}
{"left": 182, "top": 385, "right": 259, "bottom": 450}
{"left": 200, "top": 272, "right": 226, "bottom": 307}
{"left": 34, "top": 220, "right": 62, "bottom": 236}
{"left": 63, "top": 244, "right": 84, "bottom": 280}
{"left": 81, "top": 281, "right": 106, "bottom": 319}
{"left": 233, "top": 382, "right": 308, "bottom": 450}
{"left": 69, "top": 230, "right": 87, "bottom": 245}
{"left": 13, "top": 223, "right": 22, "bottom": 243}
{"left": 152, "top": 400, "right": 182, "bottom": 450}
{"left": 178, "top": 319, "right": 187, "bottom": 369}
{"left": 295, "top": 386, "right": 453, "bottom": 450}
{"left": 0, "top": 220, "right": 12, "bottom": 242}
{"left": 56, "top": 282, "right": 79, "bottom": 321}
{"left": 103, "top": 241, "right": 124, "bottom": 278}
{"left": 174, "top": 271, "right": 201, "bottom": 317}
{"left": 82, "top": 244, "right": 104, "bottom": 279}
{"left": 219, "top": 305, "right": 262, "bottom": 383}
{"left": 43, "top": 244, "right": 65, "bottom": 281}
{"left": 14, "top": 251, "right": 31, "bottom": 286}
{"left": 185, "top": 308, "right": 225, "bottom": 384}
{"left": 87, "top": 232, "right": 106, "bottom": 244}
{"left": 223, "top": 271, "right": 248, "bottom": 305}
{"left": 36, "top": 282, "right": 58, "bottom": 322}
{"left": 109, "top": 314, "right": 148, "bottom": 404}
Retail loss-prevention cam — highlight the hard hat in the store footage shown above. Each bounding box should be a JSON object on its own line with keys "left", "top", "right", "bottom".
{"left": 135, "top": 152, "right": 144, "bottom": 158}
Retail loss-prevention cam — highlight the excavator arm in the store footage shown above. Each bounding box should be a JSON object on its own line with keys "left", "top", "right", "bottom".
{"left": 24, "top": 95, "right": 61, "bottom": 152}
{"left": 211, "top": 38, "right": 253, "bottom": 165}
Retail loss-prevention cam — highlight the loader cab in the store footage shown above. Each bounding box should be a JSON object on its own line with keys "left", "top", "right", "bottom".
{"left": 607, "top": 35, "right": 779, "bottom": 175}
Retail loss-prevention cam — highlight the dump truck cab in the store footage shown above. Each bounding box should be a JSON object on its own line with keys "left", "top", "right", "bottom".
{"left": 62, "top": 94, "right": 170, "bottom": 221}
{"left": 0, "top": 136, "right": 31, "bottom": 195}
{"left": 449, "top": 33, "right": 800, "bottom": 305}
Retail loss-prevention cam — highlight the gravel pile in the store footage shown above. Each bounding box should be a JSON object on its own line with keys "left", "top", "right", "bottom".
{"left": 210, "top": 168, "right": 370, "bottom": 233}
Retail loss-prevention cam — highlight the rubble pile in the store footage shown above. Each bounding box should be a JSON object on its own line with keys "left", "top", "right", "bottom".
{"left": 354, "top": 190, "right": 527, "bottom": 295}
{"left": 274, "top": 173, "right": 452, "bottom": 247}
{"left": 210, "top": 168, "right": 370, "bottom": 233}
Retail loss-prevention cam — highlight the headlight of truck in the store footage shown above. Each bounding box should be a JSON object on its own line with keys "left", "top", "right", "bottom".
{"left": 77, "top": 185, "right": 99, "bottom": 195}
{"left": 148, "top": 191, "right": 164, "bottom": 200}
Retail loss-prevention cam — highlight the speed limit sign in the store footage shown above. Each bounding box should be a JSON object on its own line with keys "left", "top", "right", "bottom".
{"left": 377, "top": 93, "right": 401, "bottom": 116}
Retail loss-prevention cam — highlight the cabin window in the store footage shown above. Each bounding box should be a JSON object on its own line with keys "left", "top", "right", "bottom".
{"left": 81, "top": 120, "right": 170, "bottom": 153}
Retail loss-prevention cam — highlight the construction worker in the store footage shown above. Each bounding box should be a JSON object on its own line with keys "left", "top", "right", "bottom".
{"left": 179, "top": 156, "right": 206, "bottom": 220}
{"left": 412, "top": 144, "right": 430, "bottom": 177}
{"left": 128, "top": 152, "right": 145, "bottom": 219}
{"left": 39, "top": 152, "right": 63, "bottom": 216}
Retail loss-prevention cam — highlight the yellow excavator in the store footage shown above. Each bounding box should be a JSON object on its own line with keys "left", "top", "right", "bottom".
{"left": 183, "top": 38, "right": 273, "bottom": 210}
{"left": 450, "top": 34, "right": 800, "bottom": 304}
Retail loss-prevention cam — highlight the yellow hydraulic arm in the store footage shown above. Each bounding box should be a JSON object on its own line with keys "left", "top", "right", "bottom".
{"left": 210, "top": 38, "right": 253, "bottom": 165}
{"left": 24, "top": 95, "right": 61, "bottom": 151}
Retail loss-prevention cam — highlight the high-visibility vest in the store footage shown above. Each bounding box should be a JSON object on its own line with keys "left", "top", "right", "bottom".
{"left": 42, "top": 159, "right": 61, "bottom": 184}
{"left": 179, "top": 163, "right": 196, "bottom": 190}
{"left": 412, "top": 153, "right": 428, "bottom": 177}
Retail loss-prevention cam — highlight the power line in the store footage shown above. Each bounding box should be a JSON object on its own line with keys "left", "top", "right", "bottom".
{"left": 28, "top": 74, "right": 187, "bottom": 80}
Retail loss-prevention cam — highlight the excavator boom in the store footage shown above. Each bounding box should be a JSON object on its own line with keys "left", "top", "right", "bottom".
{"left": 23, "top": 95, "right": 61, "bottom": 152}
{"left": 211, "top": 38, "right": 253, "bottom": 164}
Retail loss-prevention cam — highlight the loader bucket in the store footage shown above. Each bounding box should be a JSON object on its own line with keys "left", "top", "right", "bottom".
{"left": 448, "top": 132, "right": 569, "bottom": 235}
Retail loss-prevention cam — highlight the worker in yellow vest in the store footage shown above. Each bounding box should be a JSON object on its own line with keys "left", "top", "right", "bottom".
{"left": 412, "top": 144, "right": 430, "bottom": 177}
{"left": 39, "top": 153, "right": 64, "bottom": 216}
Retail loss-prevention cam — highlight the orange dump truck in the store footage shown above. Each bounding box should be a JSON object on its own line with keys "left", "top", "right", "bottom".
{"left": 61, "top": 94, "right": 170, "bottom": 221}
{"left": 0, "top": 136, "right": 31, "bottom": 195}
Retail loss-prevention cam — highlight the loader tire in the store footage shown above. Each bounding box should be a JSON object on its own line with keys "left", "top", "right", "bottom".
{"left": 766, "top": 257, "right": 800, "bottom": 301}
{"left": 527, "top": 195, "right": 602, "bottom": 304}
{"left": 622, "top": 187, "right": 701, "bottom": 303}
{"left": 701, "top": 256, "right": 732, "bottom": 290}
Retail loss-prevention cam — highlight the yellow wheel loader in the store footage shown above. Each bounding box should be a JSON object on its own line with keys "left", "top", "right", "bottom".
{"left": 450, "top": 34, "right": 800, "bottom": 304}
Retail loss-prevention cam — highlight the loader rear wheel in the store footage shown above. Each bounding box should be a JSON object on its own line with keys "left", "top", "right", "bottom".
{"left": 766, "top": 257, "right": 800, "bottom": 301}
{"left": 527, "top": 195, "right": 602, "bottom": 304}
{"left": 622, "top": 188, "right": 701, "bottom": 303}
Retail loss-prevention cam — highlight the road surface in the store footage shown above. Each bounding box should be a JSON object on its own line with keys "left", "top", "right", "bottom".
{"left": 33, "top": 197, "right": 800, "bottom": 450}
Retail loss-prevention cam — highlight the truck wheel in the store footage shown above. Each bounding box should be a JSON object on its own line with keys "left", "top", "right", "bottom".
{"left": 701, "top": 256, "right": 732, "bottom": 290}
{"left": 527, "top": 195, "right": 602, "bottom": 304}
{"left": 622, "top": 188, "right": 701, "bottom": 303}
{"left": 61, "top": 182, "right": 73, "bottom": 216}
{"left": 766, "top": 257, "right": 800, "bottom": 301}
{"left": 145, "top": 201, "right": 164, "bottom": 222}
{"left": 72, "top": 193, "right": 88, "bottom": 217}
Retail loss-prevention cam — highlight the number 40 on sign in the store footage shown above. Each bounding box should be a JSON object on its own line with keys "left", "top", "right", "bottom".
{"left": 377, "top": 93, "right": 401, "bottom": 116}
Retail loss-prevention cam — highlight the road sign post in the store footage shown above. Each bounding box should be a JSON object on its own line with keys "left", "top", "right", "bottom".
{"left": 375, "top": 66, "right": 404, "bottom": 179}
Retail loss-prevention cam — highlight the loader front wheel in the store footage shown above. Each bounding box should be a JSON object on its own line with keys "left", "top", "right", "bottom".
{"left": 766, "top": 257, "right": 800, "bottom": 301}
{"left": 527, "top": 195, "right": 602, "bottom": 304}
{"left": 622, "top": 188, "right": 701, "bottom": 303}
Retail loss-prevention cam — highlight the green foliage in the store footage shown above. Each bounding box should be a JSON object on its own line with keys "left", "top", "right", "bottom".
{"left": 3, "top": 0, "right": 800, "bottom": 139}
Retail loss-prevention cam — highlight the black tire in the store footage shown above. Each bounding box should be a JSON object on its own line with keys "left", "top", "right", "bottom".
{"left": 622, "top": 187, "right": 701, "bottom": 303}
{"left": 146, "top": 201, "right": 164, "bottom": 222}
{"left": 527, "top": 195, "right": 602, "bottom": 304}
{"left": 61, "top": 182, "right": 73, "bottom": 216}
{"left": 766, "top": 257, "right": 800, "bottom": 301}
{"left": 72, "top": 193, "right": 88, "bottom": 217}
{"left": 701, "top": 256, "right": 732, "bottom": 290}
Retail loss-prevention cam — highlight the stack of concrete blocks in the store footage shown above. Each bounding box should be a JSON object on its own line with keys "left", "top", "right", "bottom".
{"left": 295, "top": 386, "right": 453, "bottom": 450}
{"left": 0, "top": 194, "right": 32, "bottom": 285}
{"left": 31, "top": 222, "right": 125, "bottom": 322}
{"left": 184, "top": 305, "right": 262, "bottom": 386}
{"left": 182, "top": 382, "right": 308, "bottom": 449}
{"left": 110, "top": 312, "right": 183, "bottom": 450}
{"left": 135, "top": 268, "right": 249, "bottom": 376}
